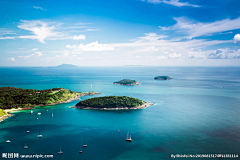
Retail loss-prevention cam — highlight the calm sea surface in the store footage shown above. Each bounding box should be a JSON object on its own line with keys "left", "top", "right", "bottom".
{"left": 0, "top": 67, "right": 240, "bottom": 160}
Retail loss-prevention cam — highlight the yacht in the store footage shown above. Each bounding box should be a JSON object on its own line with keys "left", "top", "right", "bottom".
{"left": 37, "top": 112, "right": 41, "bottom": 115}
{"left": 27, "top": 130, "right": 30, "bottom": 133}
{"left": 37, "top": 131, "right": 42, "bottom": 138}
{"left": 52, "top": 112, "right": 53, "bottom": 117}
{"left": 24, "top": 143, "right": 28, "bottom": 149}
{"left": 82, "top": 140, "right": 87, "bottom": 147}
{"left": 58, "top": 147, "right": 63, "bottom": 154}
{"left": 126, "top": 132, "right": 133, "bottom": 142}
{"left": 30, "top": 110, "right": 33, "bottom": 114}
{"left": 79, "top": 151, "right": 82, "bottom": 153}
{"left": 6, "top": 140, "right": 11, "bottom": 143}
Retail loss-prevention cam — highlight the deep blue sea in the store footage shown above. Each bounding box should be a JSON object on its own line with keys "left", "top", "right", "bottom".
{"left": 0, "top": 67, "right": 240, "bottom": 160}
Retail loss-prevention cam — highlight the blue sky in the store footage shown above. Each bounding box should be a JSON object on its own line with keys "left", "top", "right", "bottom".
{"left": 1, "top": 0, "right": 240, "bottom": 66}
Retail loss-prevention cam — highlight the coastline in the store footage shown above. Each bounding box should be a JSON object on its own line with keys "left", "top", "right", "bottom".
{"left": 74, "top": 102, "right": 154, "bottom": 110}
{"left": 0, "top": 92, "right": 102, "bottom": 123}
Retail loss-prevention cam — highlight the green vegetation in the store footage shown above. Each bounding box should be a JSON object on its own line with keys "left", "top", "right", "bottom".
{"left": 113, "top": 79, "right": 139, "bottom": 85}
{"left": 154, "top": 76, "right": 172, "bottom": 80}
{"left": 0, "top": 87, "right": 84, "bottom": 109}
{"left": 0, "top": 109, "right": 7, "bottom": 117}
{"left": 76, "top": 96, "right": 145, "bottom": 108}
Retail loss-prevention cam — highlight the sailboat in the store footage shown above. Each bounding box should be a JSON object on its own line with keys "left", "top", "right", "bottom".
{"left": 24, "top": 143, "right": 28, "bottom": 149}
{"left": 58, "top": 147, "right": 63, "bottom": 154}
{"left": 126, "top": 132, "right": 133, "bottom": 142}
{"left": 37, "top": 131, "right": 42, "bottom": 138}
{"left": 91, "top": 84, "right": 92, "bottom": 88}
{"left": 52, "top": 112, "right": 53, "bottom": 117}
{"left": 6, "top": 139, "right": 11, "bottom": 143}
{"left": 82, "top": 140, "right": 87, "bottom": 147}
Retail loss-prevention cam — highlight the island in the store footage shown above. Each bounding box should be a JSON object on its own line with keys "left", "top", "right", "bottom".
{"left": 0, "top": 87, "right": 101, "bottom": 122}
{"left": 113, "top": 79, "right": 140, "bottom": 85}
{"left": 74, "top": 96, "right": 154, "bottom": 110}
{"left": 154, "top": 76, "right": 172, "bottom": 80}
{"left": 48, "top": 63, "right": 79, "bottom": 68}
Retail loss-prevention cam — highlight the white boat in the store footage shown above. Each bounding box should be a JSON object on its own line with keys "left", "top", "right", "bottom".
{"left": 30, "top": 110, "right": 33, "bottom": 114}
{"left": 91, "top": 84, "right": 92, "bottom": 87}
{"left": 118, "top": 129, "right": 120, "bottom": 132}
{"left": 47, "top": 109, "right": 48, "bottom": 111}
{"left": 24, "top": 143, "right": 28, "bottom": 149}
{"left": 58, "top": 147, "right": 63, "bottom": 154}
{"left": 37, "top": 112, "right": 41, "bottom": 115}
{"left": 27, "top": 130, "right": 30, "bottom": 133}
{"left": 82, "top": 140, "right": 87, "bottom": 147}
{"left": 37, "top": 131, "right": 42, "bottom": 138}
{"left": 52, "top": 112, "right": 53, "bottom": 117}
{"left": 6, "top": 140, "right": 11, "bottom": 143}
{"left": 79, "top": 151, "right": 82, "bottom": 153}
{"left": 126, "top": 132, "right": 133, "bottom": 142}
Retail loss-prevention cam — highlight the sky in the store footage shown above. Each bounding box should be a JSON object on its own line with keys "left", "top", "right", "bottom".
{"left": 1, "top": 0, "right": 240, "bottom": 66}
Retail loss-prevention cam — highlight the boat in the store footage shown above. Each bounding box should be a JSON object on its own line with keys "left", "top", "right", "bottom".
{"left": 79, "top": 151, "right": 82, "bottom": 153}
{"left": 24, "top": 143, "right": 28, "bottom": 149}
{"left": 37, "top": 112, "right": 41, "bottom": 115}
{"left": 27, "top": 130, "right": 30, "bottom": 133}
{"left": 37, "top": 131, "right": 42, "bottom": 138}
{"left": 118, "top": 129, "right": 120, "bottom": 132}
{"left": 47, "top": 109, "right": 48, "bottom": 111}
{"left": 6, "top": 140, "right": 11, "bottom": 143}
{"left": 82, "top": 140, "right": 87, "bottom": 147}
{"left": 52, "top": 112, "right": 53, "bottom": 117}
{"left": 30, "top": 110, "right": 33, "bottom": 114}
{"left": 58, "top": 147, "right": 63, "bottom": 154}
{"left": 126, "top": 132, "right": 133, "bottom": 142}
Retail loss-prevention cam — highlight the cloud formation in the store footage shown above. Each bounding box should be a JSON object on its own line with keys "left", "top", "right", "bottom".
{"left": 208, "top": 49, "right": 240, "bottom": 59}
{"left": 18, "top": 54, "right": 34, "bottom": 58}
{"left": 8, "top": 57, "right": 15, "bottom": 61}
{"left": 33, "top": 6, "right": 45, "bottom": 10}
{"left": 233, "top": 34, "right": 240, "bottom": 44}
{"left": 145, "top": 0, "right": 200, "bottom": 7}
{"left": 160, "top": 17, "right": 240, "bottom": 39}
{"left": 66, "top": 41, "right": 114, "bottom": 51}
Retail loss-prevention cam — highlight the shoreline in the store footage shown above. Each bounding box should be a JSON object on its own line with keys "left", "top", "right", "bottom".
{"left": 74, "top": 102, "right": 155, "bottom": 110}
{"left": 0, "top": 92, "right": 102, "bottom": 123}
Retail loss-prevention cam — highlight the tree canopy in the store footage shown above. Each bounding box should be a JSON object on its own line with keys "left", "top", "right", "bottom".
{"left": 76, "top": 96, "right": 145, "bottom": 108}
{"left": 113, "top": 79, "right": 138, "bottom": 85}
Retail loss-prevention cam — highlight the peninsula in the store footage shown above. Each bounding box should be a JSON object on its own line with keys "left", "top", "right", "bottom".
{"left": 154, "top": 76, "right": 172, "bottom": 80}
{"left": 113, "top": 79, "right": 140, "bottom": 85}
{"left": 0, "top": 87, "right": 101, "bottom": 121}
{"left": 75, "top": 96, "right": 154, "bottom": 110}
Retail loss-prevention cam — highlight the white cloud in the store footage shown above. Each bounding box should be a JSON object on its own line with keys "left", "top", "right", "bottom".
{"left": 168, "top": 52, "right": 181, "bottom": 58}
{"left": 233, "top": 34, "right": 240, "bottom": 44}
{"left": 32, "top": 48, "right": 38, "bottom": 51}
{"left": 8, "top": 57, "right": 15, "bottom": 62}
{"left": 208, "top": 49, "right": 240, "bottom": 59}
{"left": 187, "top": 50, "right": 206, "bottom": 59}
{"left": 18, "top": 54, "right": 34, "bottom": 58}
{"left": 138, "top": 33, "right": 167, "bottom": 41}
{"left": 0, "top": 28, "right": 16, "bottom": 35}
{"left": 86, "top": 29, "right": 100, "bottom": 31}
{"left": 33, "top": 6, "right": 45, "bottom": 10}
{"left": 18, "top": 20, "right": 60, "bottom": 43}
{"left": 145, "top": 0, "right": 200, "bottom": 7}
{"left": 0, "top": 36, "right": 15, "bottom": 39}
{"left": 34, "top": 51, "right": 45, "bottom": 57}
{"left": 160, "top": 17, "right": 240, "bottom": 39}
{"left": 66, "top": 41, "right": 114, "bottom": 51}
{"left": 71, "top": 34, "right": 86, "bottom": 40}
{"left": 157, "top": 55, "right": 168, "bottom": 60}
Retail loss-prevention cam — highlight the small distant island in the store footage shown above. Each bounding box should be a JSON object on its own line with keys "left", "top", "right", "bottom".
{"left": 48, "top": 64, "right": 79, "bottom": 68}
{"left": 113, "top": 79, "right": 140, "bottom": 85}
{"left": 75, "top": 96, "right": 154, "bottom": 110}
{"left": 0, "top": 87, "right": 101, "bottom": 122}
{"left": 154, "top": 76, "right": 172, "bottom": 80}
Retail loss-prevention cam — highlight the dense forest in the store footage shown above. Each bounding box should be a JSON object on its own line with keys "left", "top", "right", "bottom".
{"left": 113, "top": 79, "right": 139, "bottom": 85}
{"left": 154, "top": 76, "right": 172, "bottom": 80}
{"left": 0, "top": 87, "right": 84, "bottom": 109}
{"left": 76, "top": 96, "right": 145, "bottom": 108}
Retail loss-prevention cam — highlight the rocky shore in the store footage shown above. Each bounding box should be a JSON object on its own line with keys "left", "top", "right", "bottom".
{"left": 74, "top": 102, "right": 154, "bottom": 110}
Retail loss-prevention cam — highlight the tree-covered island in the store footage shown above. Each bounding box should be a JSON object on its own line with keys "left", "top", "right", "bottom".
{"left": 0, "top": 87, "right": 100, "bottom": 109}
{"left": 154, "top": 76, "right": 172, "bottom": 80}
{"left": 113, "top": 79, "right": 140, "bottom": 85}
{"left": 75, "top": 96, "right": 154, "bottom": 110}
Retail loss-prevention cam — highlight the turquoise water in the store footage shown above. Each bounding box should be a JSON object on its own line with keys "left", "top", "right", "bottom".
{"left": 0, "top": 67, "right": 240, "bottom": 159}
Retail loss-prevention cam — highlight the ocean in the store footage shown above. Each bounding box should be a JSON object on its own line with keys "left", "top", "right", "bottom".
{"left": 0, "top": 66, "right": 240, "bottom": 160}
